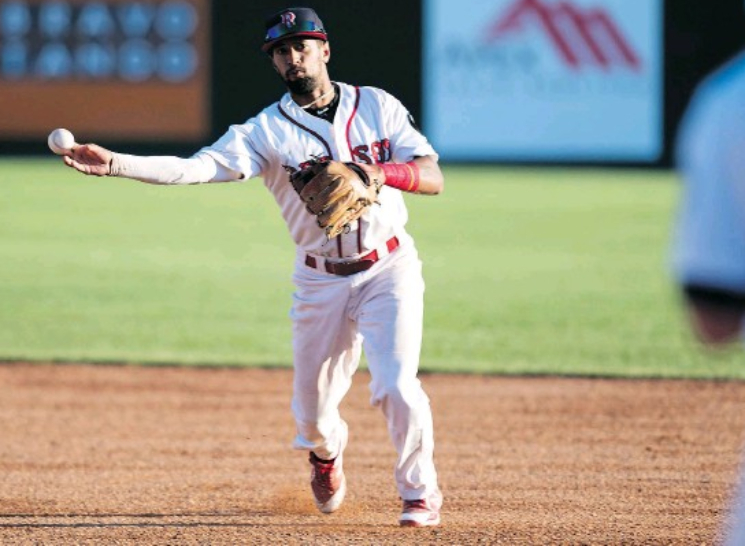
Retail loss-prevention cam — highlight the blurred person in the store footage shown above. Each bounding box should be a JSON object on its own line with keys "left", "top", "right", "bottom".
{"left": 59, "top": 7, "right": 443, "bottom": 527}
{"left": 670, "top": 36, "right": 745, "bottom": 546}
{"left": 671, "top": 46, "right": 745, "bottom": 345}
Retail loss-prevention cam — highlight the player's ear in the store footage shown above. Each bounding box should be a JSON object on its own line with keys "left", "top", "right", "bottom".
{"left": 321, "top": 41, "right": 330, "bottom": 63}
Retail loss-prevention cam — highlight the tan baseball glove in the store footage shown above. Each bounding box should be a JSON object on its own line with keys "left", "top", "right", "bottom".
{"left": 290, "top": 160, "right": 384, "bottom": 238}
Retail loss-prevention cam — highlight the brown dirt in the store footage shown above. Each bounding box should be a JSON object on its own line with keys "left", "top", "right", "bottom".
{"left": 1, "top": 363, "right": 745, "bottom": 545}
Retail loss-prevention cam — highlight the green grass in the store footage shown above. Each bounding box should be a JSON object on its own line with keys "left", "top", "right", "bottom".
{"left": 1, "top": 158, "right": 742, "bottom": 378}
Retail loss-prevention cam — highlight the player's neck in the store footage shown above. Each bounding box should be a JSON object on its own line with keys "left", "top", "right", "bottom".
{"left": 294, "top": 82, "right": 335, "bottom": 110}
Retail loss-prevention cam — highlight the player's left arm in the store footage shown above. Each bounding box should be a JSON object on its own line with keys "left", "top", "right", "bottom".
{"left": 403, "top": 155, "right": 444, "bottom": 195}
{"left": 360, "top": 89, "right": 444, "bottom": 196}
{"left": 354, "top": 154, "right": 443, "bottom": 196}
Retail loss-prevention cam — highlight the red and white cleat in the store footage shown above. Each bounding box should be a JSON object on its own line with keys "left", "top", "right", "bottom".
{"left": 399, "top": 489, "right": 442, "bottom": 527}
{"left": 308, "top": 451, "right": 347, "bottom": 513}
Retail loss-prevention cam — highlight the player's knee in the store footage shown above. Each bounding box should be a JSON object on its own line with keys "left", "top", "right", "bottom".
{"left": 370, "top": 377, "right": 425, "bottom": 409}
{"left": 294, "top": 413, "right": 336, "bottom": 442}
{"left": 295, "top": 421, "right": 324, "bottom": 444}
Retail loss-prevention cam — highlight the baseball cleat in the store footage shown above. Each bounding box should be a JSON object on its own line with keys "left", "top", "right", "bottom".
{"left": 399, "top": 489, "right": 442, "bottom": 527}
{"left": 309, "top": 452, "right": 346, "bottom": 513}
{"left": 309, "top": 423, "right": 348, "bottom": 514}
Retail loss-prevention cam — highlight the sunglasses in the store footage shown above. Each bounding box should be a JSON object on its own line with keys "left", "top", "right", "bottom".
{"left": 265, "top": 20, "right": 326, "bottom": 41}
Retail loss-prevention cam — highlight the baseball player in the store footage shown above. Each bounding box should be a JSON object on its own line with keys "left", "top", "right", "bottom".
{"left": 670, "top": 40, "right": 745, "bottom": 545}
{"left": 60, "top": 7, "right": 443, "bottom": 528}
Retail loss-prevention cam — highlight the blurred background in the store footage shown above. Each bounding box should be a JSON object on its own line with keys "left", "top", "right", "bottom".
{"left": 2, "top": 0, "right": 745, "bottom": 375}
{"left": 1, "top": 0, "right": 743, "bottom": 164}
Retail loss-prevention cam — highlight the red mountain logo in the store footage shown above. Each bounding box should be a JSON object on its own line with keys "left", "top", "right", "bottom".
{"left": 484, "top": 0, "right": 641, "bottom": 71}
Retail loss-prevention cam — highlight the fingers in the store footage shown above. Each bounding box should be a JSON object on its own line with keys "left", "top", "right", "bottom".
{"left": 63, "top": 155, "right": 85, "bottom": 173}
{"left": 60, "top": 143, "right": 112, "bottom": 177}
{"left": 62, "top": 150, "right": 109, "bottom": 177}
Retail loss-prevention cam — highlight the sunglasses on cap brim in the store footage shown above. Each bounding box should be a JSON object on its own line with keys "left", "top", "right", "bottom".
{"left": 265, "top": 20, "right": 326, "bottom": 41}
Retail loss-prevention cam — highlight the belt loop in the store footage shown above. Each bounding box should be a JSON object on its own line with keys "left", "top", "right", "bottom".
{"left": 304, "top": 254, "right": 321, "bottom": 271}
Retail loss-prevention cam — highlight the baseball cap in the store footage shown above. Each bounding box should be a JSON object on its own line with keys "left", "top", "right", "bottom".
{"left": 262, "top": 7, "right": 327, "bottom": 53}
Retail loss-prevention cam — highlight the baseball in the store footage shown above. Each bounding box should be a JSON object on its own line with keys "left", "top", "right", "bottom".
{"left": 47, "top": 128, "right": 76, "bottom": 155}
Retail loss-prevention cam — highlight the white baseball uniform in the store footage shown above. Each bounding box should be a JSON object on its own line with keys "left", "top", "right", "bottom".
{"left": 671, "top": 51, "right": 745, "bottom": 546}
{"left": 111, "top": 81, "right": 440, "bottom": 501}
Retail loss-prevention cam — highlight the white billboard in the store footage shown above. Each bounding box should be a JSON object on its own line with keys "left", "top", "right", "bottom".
{"left": 423, "top": 0, "right": 663, "bottom": 162}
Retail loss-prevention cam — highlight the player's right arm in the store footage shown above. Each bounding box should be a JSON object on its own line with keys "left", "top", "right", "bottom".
{"left": 62, "top": 112, "right": 275, "bottom": 185}
{"left": 64, "top": 143, "right": 242, "bottom": 184}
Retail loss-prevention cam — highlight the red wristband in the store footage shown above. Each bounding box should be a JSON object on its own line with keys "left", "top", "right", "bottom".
{"left": 380, "top": 162, "right": 420, "bottom": 193}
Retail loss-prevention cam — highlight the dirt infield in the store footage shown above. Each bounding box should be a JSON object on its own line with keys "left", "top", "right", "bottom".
{"left": 2, "top": 363, "right": 745, "bottom": 544}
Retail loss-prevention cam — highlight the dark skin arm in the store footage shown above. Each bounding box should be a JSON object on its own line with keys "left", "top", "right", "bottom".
{"left": 410, "top": 155, "right": 444, "bottom": 195}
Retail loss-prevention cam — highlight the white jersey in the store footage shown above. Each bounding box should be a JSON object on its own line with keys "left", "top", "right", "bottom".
{"left": 672, "top": 51, "right": 745, "bottom": 293}
{"left": 197, "top": 82, "right": 436, "bottom": 259}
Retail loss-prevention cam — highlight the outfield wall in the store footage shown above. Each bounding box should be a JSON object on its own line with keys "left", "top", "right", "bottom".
{"left": 0, "top": 0, "right": 743, "bottom": 167}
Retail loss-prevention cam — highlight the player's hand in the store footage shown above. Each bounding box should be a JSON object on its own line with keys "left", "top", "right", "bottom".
{"left": 352, "top": 162, "right": 386, "bottom": 188}
{"left": 63, "top": 143, "right": 113, "bottom": 177}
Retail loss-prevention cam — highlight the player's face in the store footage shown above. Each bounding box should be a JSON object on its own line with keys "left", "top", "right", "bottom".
{"left": 270, "top": 39, "right": 330, "bottom": 95}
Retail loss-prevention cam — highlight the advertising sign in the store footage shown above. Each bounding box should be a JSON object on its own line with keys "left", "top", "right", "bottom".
{"left": 0, "top": 0, "right": 210, "bottom": 141}
{"left": 423, "top": 0, "right": 663, "bottom": 161}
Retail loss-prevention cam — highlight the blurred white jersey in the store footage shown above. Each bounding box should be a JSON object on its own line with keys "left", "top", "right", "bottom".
{"left": 672, "top": 52, "right": 745, "bottom": 293}
{"left": 198, "top": 82, "right": 436, "bottom": 258}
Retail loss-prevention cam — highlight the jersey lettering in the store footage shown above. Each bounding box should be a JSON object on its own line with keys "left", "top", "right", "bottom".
{"left": 352, "top": 138, "right": 391, "bottom": 165}
{"left": 371, "top": 138, "right": 391, "bottom": 164}
{"left": 351, "top": 145, "right": 371, "bottom": 164}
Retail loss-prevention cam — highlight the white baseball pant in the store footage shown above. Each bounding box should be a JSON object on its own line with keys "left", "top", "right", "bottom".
{"left": 289, "top": 239, "right": 439, "bottom": 500}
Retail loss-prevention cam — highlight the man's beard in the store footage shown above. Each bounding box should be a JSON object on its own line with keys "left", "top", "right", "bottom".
{"left": 285, "top": 75, "right": 317, "bottom": 96}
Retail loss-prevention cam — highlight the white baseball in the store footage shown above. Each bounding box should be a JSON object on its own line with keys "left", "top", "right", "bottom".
{"left": 47, "top": 128, "right": 76, "bottom": 155}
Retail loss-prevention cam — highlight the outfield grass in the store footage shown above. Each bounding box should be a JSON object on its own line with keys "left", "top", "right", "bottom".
{"left": 1, "top": 158, "right": 742, "bottom": 378}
